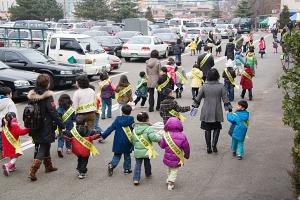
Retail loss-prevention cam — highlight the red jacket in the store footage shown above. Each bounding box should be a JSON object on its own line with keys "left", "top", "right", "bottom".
{"left": 240, "top": 68, "right": 254, "bottom": 89}
{"left": 1, "top": 119, "right": 30, "bottom": 158}
{"left": 165, "top": 64, "right": 176, "bottom": 83}
{"left": 259, "top": 40, "right": 266, "bottom": 50}
{"left": 64, "top": 129, "right": 100, "bottom": 157}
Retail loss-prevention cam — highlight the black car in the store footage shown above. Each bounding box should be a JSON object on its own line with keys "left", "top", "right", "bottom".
{"left": 93, "top": 36, "right": 123, "bottom": 57}
{"left": 0, "top": 61, "right": 38, "bottom": 98}
{"left": 0, "top": 48, "right": 85, "bottom": 89}
{"left": 154, "top": 33, "right": 181, "bottom": 55}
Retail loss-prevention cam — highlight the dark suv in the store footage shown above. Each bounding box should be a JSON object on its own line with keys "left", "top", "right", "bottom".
{"left": 0, "top": 48, "right": 85, "bottom": 89}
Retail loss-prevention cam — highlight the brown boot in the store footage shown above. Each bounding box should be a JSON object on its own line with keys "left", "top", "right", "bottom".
{"left": 28, "top": 159, "right": 42, "bottom": 181}
{"left": 44, "top": 157, "right": 58, "bottom": 173}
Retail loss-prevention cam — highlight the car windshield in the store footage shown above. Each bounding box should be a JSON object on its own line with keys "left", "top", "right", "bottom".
{"left": 155, "top": 34, "right": 176, "bottom": 41}
{"left": 0, "top": 61, "right": 9, "bottom": 69}
{"left": 152, "top": 29, "right": 171, "bottom": 34}
{"left": 186, "top": 22, "right": 199, "bottom": 27}
{"left": 22, "top": 50, "right": 52, "bottom": 63}
{"left": 169, "top": 20, "right": 181, "bottom": 26}
{"left": 94, "top": 36, "right": 123, "bottom": 46}
{"left": 127, "top": 37, "right": 151, "bottom": 44}
{"left": 188, "top": 29, "right": 200, "bottom": 34}
{"left": 116, "top": 32, "right": 137, "bottom": 38}
{"left": 78, "top": 37, "right": 105, "bottom": 53}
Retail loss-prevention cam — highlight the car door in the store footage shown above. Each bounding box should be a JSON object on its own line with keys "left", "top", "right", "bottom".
{"left": 156, "top": 37, "right": 166, "bottom": 54}
{"left": 3, "top": 51, "right": 32, "bottom": 72}
{"left": 48, "top": 37, "right": 59, "bottom": 61}
{"left": 57, "top": 38, "right": 86, "bottom": 64}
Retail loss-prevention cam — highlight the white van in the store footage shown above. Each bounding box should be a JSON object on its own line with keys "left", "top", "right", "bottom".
{"left": 169, "top": 18, "right": 191, "bottom": 28}
{"left": 45, "top": 33, "right": 110, "bottom": 77}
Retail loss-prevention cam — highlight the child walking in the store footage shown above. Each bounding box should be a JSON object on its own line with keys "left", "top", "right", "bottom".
{"left": 159, "top": 117, "right": 190, "bottom": 190}
{"left": 115, "top": 75, "right": 133, "bottom": 108}
{"left": 160, "top": 88, "right": 191, "bottom": 124}
{"left": 188, "top": 38, "right": 197, "bottom": 56}
{"left": 57, "top": 94, "right": 75, "bottom": 157}
{"left": 64, "top": 116, "right": 101, "bottom": 179}
{"left": 157, "top": 67, "right": 174, "bottom": 110}
{"left": 222, "top": 60, "right": 237, "bottom": 102}
{"left": 227, "top": 100, "right": 249, "bottom": 160}
{"left": 2, "top": 112, "right": 30, "bottom": 176}
{"left": 165, "top": 58, "right": 176, "bottom": 84}
{"left": 134, "top": 71, "right": 148, "bottom": 108}
{"left": 240, "top": 64, "right": 254, "bottom": 101}
{"left": 245, "top": 48, "right": 258, "bottom": 75}
{"left": 189, "top": 63, "right": 204, "bottom": 100}
{"left": 102, "top": 105, "right": 134, "bottom": 176}
{"left": 196, "top": 37, "right": 203, "bottom": 54}
{"left": 132, "top": 112, "right": 161, "bottom": 185}
{"left": 215, "top": 39, "right": 222, "bottom": 57}
{"left": 273, "top": 38, "right": 279, "bottom": 53}
{"left": 234, "top": 50, "right": 245, "bottom": 76}
{"left": 98, "top": 72, "right": 115, "bottom": 119}
{"left": 175, "top": 61, "right": 187, "bottom": 99}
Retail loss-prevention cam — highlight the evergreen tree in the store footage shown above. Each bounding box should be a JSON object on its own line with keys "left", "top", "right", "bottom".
{"left": 234, "top": 0, "right": 252, "bottom": 17}
{"left": 165, "top": 12, "right": 173, "bottom": 20}
{"left": 10, "top": 0, "right": 63, "bottom": 21}
{"left": 74, "top": 0, "right": 109, "bottom": 20}
{"left": 279, "top": 5, "right": 291, "bottom": 29}
{"left": 110, "top": 0, "right": 139, "bottom": 22}
{"left": 145, "top": 7, "right": 154, "bottom": 22}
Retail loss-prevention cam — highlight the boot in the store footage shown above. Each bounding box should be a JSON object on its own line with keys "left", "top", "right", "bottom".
{"left": 205, "top": 131, "right": 212, "bottom": 154}
{"left": 212, "top": 129, "right": 220, "bottom": 153}
{"left": 28, "top": 159, "right": 42, "bottom": 181}
{"left": 44, "top": 157, "right": 58, "bottom": 173}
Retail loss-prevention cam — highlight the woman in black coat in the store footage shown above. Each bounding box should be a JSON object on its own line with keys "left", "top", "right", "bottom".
{"left": 27, "top": 74, "right": 65, "bottom": 181}
{"left": 225, "top": 37, "right": 235, "bottom": 60}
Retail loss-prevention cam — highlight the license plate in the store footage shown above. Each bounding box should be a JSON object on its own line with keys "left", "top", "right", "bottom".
{"left": 131, "top": 53, "right": 138, "bottom": 56}
{"left": 66, "top": 81, "right": 72, "bottom": 84}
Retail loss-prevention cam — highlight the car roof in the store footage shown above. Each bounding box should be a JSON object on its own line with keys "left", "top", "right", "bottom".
{"left": 0, "top": 47, "right": 37, "bottom": 52}
{"left": 51, "top": 33, "right": 90, "bottom": 38}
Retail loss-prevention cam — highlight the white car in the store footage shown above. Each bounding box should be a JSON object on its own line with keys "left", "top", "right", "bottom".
{"left": 121, "top": 36, "right": 169, "bottom": 62}
{"left": 215, "top": 24, "right": 235, "bottom": 39}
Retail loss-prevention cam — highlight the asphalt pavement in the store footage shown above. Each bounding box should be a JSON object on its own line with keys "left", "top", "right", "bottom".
{"left": 0, "top": 31, "right": 294, "bottom": 200}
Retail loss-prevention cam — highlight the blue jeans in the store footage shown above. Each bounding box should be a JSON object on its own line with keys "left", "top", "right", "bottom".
{"left": 94, "top": 113, "right": 103, "bottom": 133}
{"left": 101, "top": 97, "right": 112, "bottom": 119}
{"left": 232, "top": 138, "right": 244, "bottom": 157}
{"left": 224, "top": 82, "right": 234, "bottom": 102}
{"left": 133, "top": 158, "right": 152, "bottom": 181}
{"left": 111, "top": 153, "right": 131, "bottom": 170}
{"left": 57, "top": 132, "right": 71, "bottom": 150}
{"left": 175, "top": 54, "right": 181, "bottom": 62}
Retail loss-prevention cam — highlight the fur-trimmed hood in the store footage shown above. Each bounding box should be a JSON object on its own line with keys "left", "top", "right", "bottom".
{"left": 27, "top": 89, "right": 54, "bottom": 100}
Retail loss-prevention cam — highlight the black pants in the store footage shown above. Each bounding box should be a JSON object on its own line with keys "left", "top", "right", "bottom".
{"left": 134, "top": 96, "right": 147, "bottom": 106}
{"left": 148, "top": 88, "right": 161, "bottom": 110}
{"left": 241, "top": 89, "right": 253, "bottom": 100}
{"left": 192, "top": 88, "right": 199, "bottom": 99}
{"left": 34, "top": 143, "right": 51, "bottom": 160}
{"left": 77, "top": 156, "right": 89, "bottom": 174}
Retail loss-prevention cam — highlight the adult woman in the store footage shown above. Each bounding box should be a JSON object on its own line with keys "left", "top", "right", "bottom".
{"left": 258, "top": 37, "right": 266, "bottom": 58}
{"left": 72, "top": 75, "right": 97, "bottom": 130}
{"left": 206, "top": 31, "right": 215, "bottom": 53}
{"left": 193, "top": 69, "right": 231, "bottom": 154}
{"left": 146, "top": 50, "right": 161, "bottom": 112}
{"left": 27, "top": 74, "right": 65, "bottom": 181}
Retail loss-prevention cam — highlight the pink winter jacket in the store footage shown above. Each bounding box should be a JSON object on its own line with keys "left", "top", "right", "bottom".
{"left": 159, "top": 117, "right": 190, "bottom": 168}
{"left": 165, "top": 64, "right": 176, "bottom": 83}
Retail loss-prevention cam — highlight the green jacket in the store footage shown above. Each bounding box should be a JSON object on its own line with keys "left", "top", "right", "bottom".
{"left": 136, "top": 78, "right": 148, "bottom": 98}
{"left": 245, "top": 54, "right": 257, "bottom": 68}
{"left": 132, "top": 123, "right": 161, "bottom": 158}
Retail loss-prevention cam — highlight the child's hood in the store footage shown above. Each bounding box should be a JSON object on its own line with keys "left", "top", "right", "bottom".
{"left": 134, "top": 123, "right": 151, "bottom": 136}
{"left": 192, "top": 68, "right": 200, "bottom": 74}
{"left": 116, "top": 115, "right": 134, "bottom": 127}
{"left": 247, "top": 52, "right": 254, "bottom": 57}
{"left": 235, "top": 110, "right": 250, "bottom": 121}
{"left": 165, "top": 117, "right": 183, "bottom": 133}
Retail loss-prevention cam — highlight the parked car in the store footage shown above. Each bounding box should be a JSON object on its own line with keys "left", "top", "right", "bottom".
{"left": 231, "top": 17, "right": 252, "bottom": 34}
{"left": 151, "top": 28, "right": 172, "bottom": 35}
{"left": 82, "top": 30, "right": 110, "bottom": 37}
{"left": 91, "top": 26, "right": 122, "bottom": 35}
{"left": 121, "top": 36, "right": 169, "bottom": 62}
{"left": 0, "top": 48, "right": 85, "bottom": 89}
{"left": 115, "top": 31, "right": 142, "bottom": 43}
{"left": 108, "top": 54, "right": 122, "bottom": 71}
{"left": 185, "top": 28, "right": 201, "bottom": 45}
{"left": 93, "top": 36, "right": 123, "bottom": 57}
{"left": 45, "top": 33, "right": 111, "bottom": 77}
{"left": 215, "top": 24, "right": 235, "bottom": 38}
{"left": 0, "top": 61, "right": 38, "bottom": 98}
{"left": 153, "top": 33, "right": 180, "bottom": 54}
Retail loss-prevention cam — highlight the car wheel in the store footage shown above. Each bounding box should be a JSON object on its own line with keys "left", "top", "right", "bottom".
{"left": 125, "top": 57, "right": 131, "bottom": 62}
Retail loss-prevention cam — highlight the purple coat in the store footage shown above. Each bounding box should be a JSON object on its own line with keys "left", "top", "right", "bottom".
{"left": 159, "top": 117, "right": 190, "bottom": 168}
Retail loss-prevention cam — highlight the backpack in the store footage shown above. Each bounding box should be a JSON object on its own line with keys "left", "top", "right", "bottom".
{"left": 23, "top": 100, "right": 44, "bottom": 129}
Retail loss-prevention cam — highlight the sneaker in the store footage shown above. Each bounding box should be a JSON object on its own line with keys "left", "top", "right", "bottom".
{"left": 238, "top": 156, "right": 243, "bottom": 160}
{"left": 57, "top": 150, "right": 63, "bottom": 158}
{"left": 212, "top": 146, "right": 218, "bottom": 153}
{"left": 76, "top": 169, "right": 80, "bottom": 175}
{"left": 108, "top": 163, "right": 113, "bottom": 176}
{"left": 2, "top": 164, "right": 10, "bottom": 176}
{"left": 168, "top": 182, "right": 175, "bottom": 191}
{"left": 78, "top": 173, "right": 86, "bottom": 179}
{"left": 124, "top": 169, "right": 132, "bottom": 175}
{"left": 133, "top": 180, "right": 139, "bottom": 185}
{"left": 232, "top": 152, "right": 237, "bottom": 157}
{"left": 66, "top": 149, "right": 72, "bottom": 154}
{"left": 8, "top": 164, "right": 16, "bottom": 172}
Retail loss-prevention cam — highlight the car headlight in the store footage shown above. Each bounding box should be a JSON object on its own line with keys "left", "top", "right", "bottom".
{"left": 60, "top": 71, "right": 73, "bottom": 75}
{"left": 14, "top": 80, "right": 30, "bottom": 87}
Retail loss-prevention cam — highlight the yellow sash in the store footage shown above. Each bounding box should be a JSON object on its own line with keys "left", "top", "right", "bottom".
{"left": 98, "top": 79, "right": 110, "bottom": 98}
{"left": 242, "top": 71, "right": 252, "bottom": 80}
{"left": 157, "top": 78, "right": 170, "bottom": 92}
{"left": 116, "top": 85, "right": 132, "bottom": 100}
{"left": 70, "top": 128, "right": 99, "bottom": 156}
{"left": 224, "top": 68, "right": 239, "bottom": 89}
{"left": 175, "top": 71, "right": 187, "bottom": 84}
{"left": 234, "top": 37, "right": 243, "bottom": 45}
{"left": 56, "top": 107, "right": 76, "bottom": 136}
{"left": 136, "top": 78, "right": 147, "bottom": 89}
{"left": 76, "top": 102, "right": 96, "bottom": 112}
{"left": 133, "top": 130, "right": 158, "bottom": 159}
{"left": 164, "top": 131, "right": 184, "bottom": 166}
{"left": 3, "top": 126, "right": 23, "bottom": 155}
{"left": 169, "top": 110, "right": 185, "bottom": 122}
{"left": 200, "top": 53, "right": 211, "bottom": 68}
{"left": 122, "top": 126, "right": 133, "bottom": 143}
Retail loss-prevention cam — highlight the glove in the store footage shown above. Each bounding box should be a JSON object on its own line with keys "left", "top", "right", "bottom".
{"left": 228, "top": 108, "right": 233, "bottom": 112}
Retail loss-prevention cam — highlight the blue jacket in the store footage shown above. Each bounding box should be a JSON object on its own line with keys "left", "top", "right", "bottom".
{"left": 102, "top": 115, "right": 134, "bottom": 154}
{"left": 57, "top": 107, "right": 76, "bottom": 131}
{"left": 227, "top": 110, "right": 249, "bottom": 142}
{"left": 235, "top": 54, "right": 245, "bottom": 66}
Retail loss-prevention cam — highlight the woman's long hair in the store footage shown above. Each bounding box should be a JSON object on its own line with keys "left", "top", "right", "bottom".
{"left": 117, "top": 75, "right": 130, "bottom": 87}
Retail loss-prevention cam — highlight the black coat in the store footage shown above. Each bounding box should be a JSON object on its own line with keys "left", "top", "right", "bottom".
{"left": 197, "top": 53, "right": 215, "bottom": 78}
{"left": 27, "top": 89, "right": 65, "bottom": 144}
{"left": 225, "top": 42, "right": 235, "bottom": 60}
{"left": 222, "top": 67, "right": 236, "bottom": 86}
{"left": 157, "top": 74, "right": 174, "bottom": 94}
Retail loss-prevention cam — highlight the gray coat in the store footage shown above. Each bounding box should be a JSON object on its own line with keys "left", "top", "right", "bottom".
{"left": 146, "top": 58, "right": 161, "bottom": 88}
{"left": 193, "top": 81, "right": 229, "bottom": 123}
